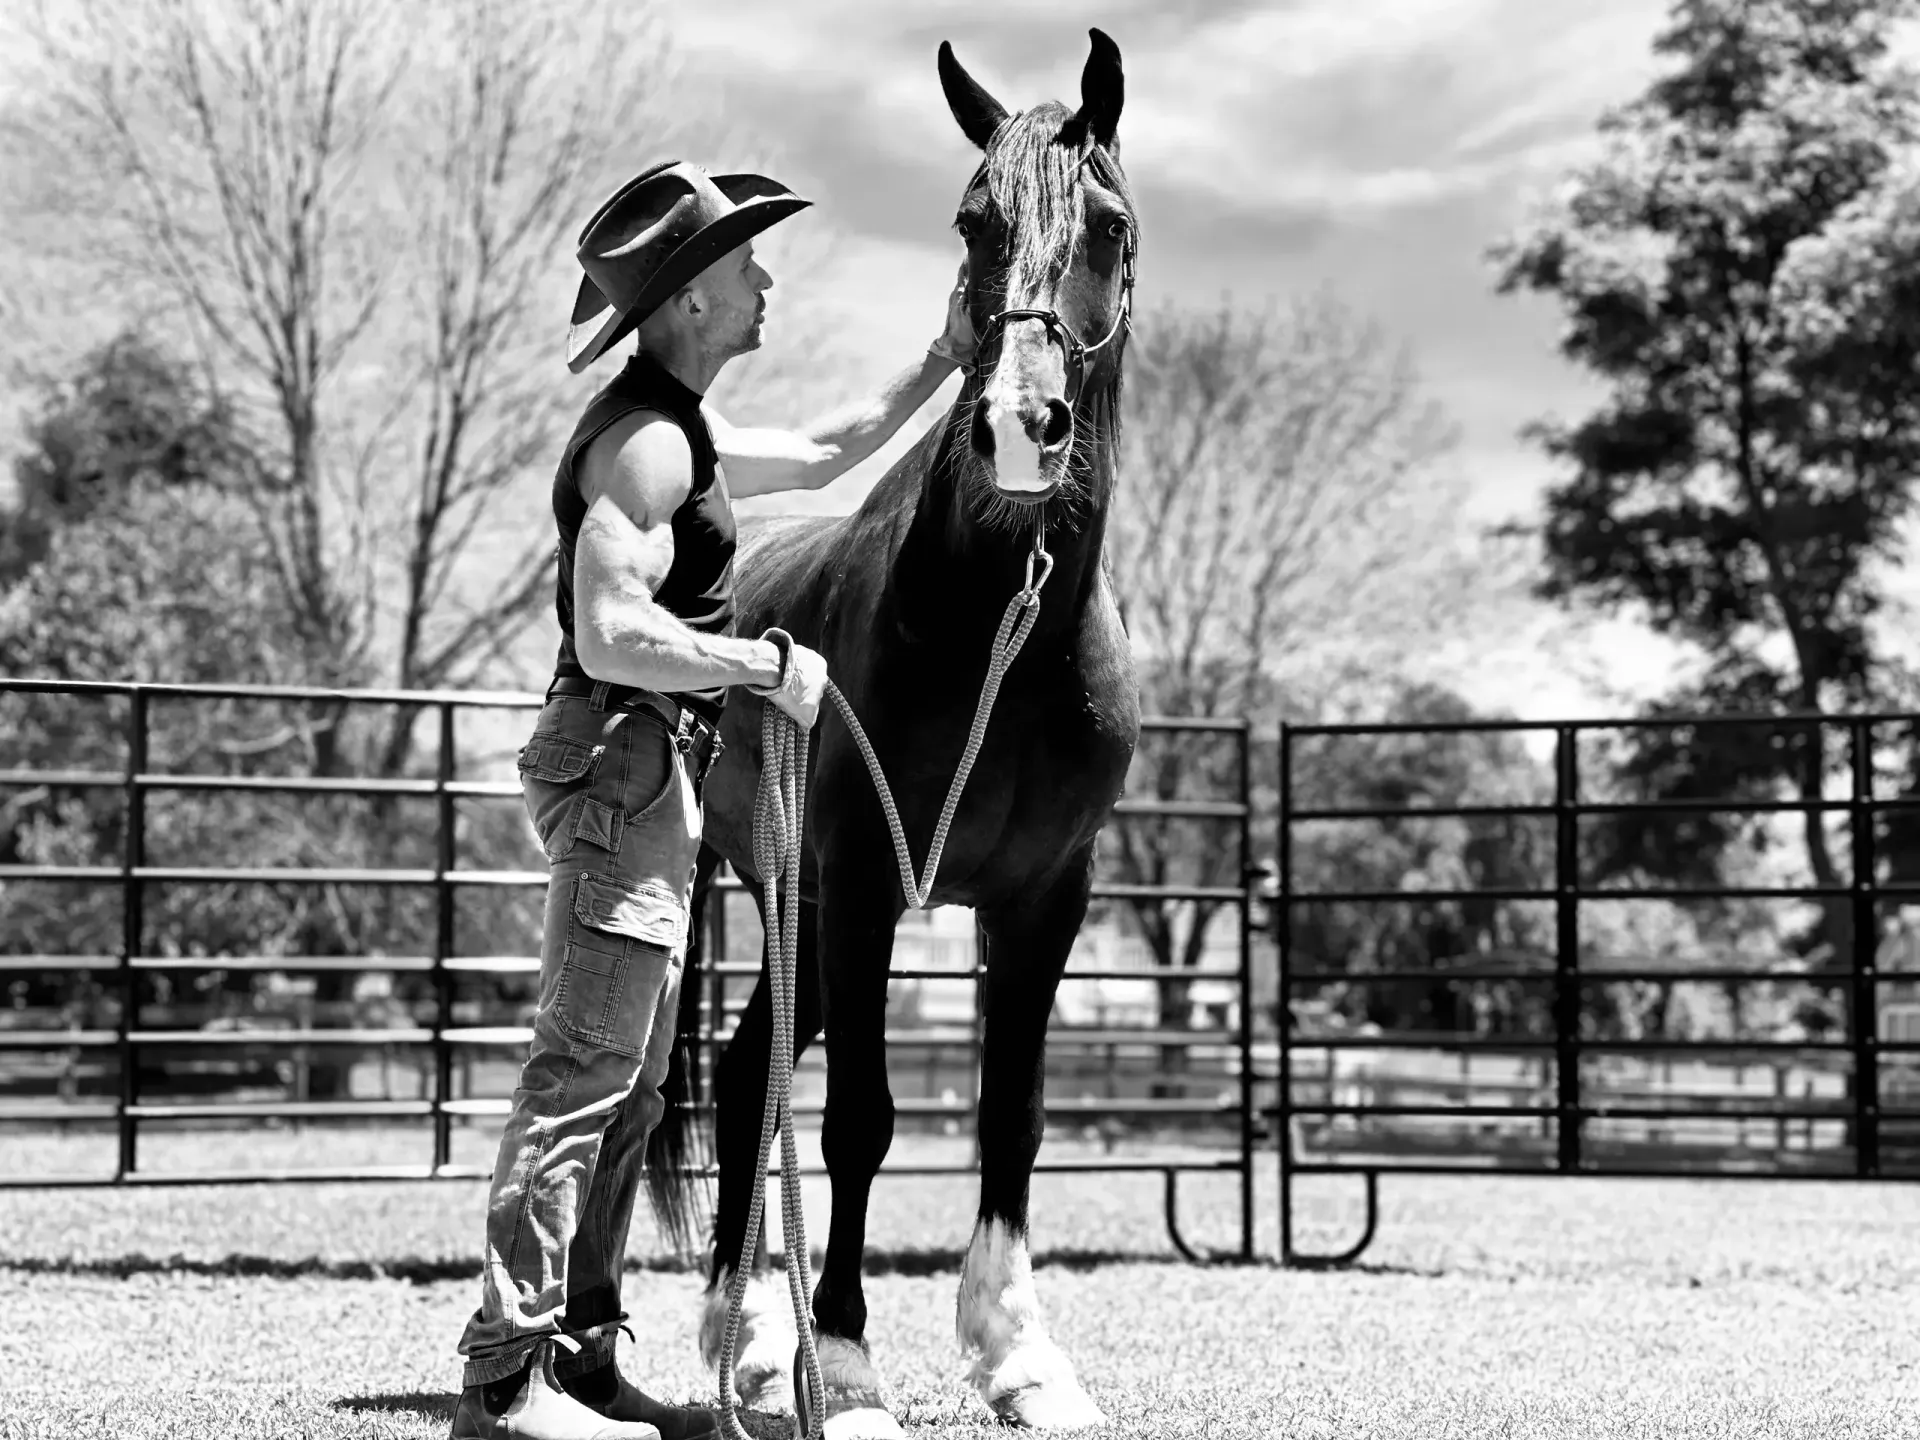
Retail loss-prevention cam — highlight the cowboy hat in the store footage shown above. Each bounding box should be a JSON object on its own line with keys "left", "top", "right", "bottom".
{"left": 566, "top": 160, "right": 812, "bottom": 374}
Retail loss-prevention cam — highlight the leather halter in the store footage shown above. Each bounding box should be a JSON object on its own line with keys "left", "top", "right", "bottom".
{"left": 964, "top": 145, "right": 1136, "bottom": 405}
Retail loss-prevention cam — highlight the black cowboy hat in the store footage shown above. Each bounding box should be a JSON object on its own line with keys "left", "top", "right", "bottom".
{"left": 566, "top": 160, "right": 812, "bottom": 374}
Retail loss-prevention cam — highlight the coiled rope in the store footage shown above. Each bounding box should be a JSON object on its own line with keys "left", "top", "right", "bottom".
{"left": 714, "top": 520, "right": 1053, "bottom": 1440}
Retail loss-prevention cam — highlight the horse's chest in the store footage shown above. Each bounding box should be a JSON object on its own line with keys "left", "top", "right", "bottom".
{"left": 864, "top": 683, "right": 1132, "bottom": 895}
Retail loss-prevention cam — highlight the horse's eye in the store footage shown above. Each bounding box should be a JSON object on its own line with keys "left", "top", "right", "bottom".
{"left": 955, "top": 218, "right": 977, "bottom": 244}
{"left": 1104, "top": 217, "right": 1129, "bottom": 243}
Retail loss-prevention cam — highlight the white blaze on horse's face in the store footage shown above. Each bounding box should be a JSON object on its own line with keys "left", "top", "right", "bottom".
{"left": 980, "top": 317, "right": 1072, "bottom": 497}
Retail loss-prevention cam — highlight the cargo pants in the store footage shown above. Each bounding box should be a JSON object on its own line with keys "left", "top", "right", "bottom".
{"left": 457, "top": 686, "right": 710, "bottom": 1387}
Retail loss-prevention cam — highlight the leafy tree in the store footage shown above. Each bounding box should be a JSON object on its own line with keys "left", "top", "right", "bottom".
{"left": 0, "top": 334, "right": 543, "bottom": 1094}
{"left": 1489, "top": 0, "right": 1920, "bottom": 969}
{"left": 1, "top": 333, "right": 247, "bottom": 586}
{"left": 1287, "top": 682, "right": 1557, "bottom": 1037}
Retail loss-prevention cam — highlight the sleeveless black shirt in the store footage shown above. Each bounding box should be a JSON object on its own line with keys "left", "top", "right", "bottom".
{"left": 551, "top": 351, "right": 737, "bottom": 726}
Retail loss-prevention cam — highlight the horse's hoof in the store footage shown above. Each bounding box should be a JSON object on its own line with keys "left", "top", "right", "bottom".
{"left": 977, "top": 1339, "right": 1107, "bottom": 1430}
{"left": 700, "top": 1268, "right": 798, "bottom": 1415}
{"left": 795, "top": 1336, "right": 905, "bottom": 1440}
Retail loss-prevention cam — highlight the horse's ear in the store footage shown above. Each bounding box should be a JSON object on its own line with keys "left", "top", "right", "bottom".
{"left": 1060, "top": 27, "right": 1124, "bottom": 152}
{"left": 939, "top": 41, "right": 1009, "bottom": 150}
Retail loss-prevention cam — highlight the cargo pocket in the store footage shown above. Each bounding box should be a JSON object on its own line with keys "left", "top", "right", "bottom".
{"left": 518, "top": 731, "right": 606, "bottom": 861}
{"left": 553, "top": 872, "right": 688, "bottom": 1056}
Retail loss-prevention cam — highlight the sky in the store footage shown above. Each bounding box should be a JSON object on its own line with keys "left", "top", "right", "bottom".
{"left": 665, "top": 0, "right": 1692, "bottom": 721}
{"left": 0, "top": 0, "right": 1844, "bottom": 724}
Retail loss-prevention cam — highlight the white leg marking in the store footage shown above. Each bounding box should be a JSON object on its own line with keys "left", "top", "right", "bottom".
{"left": 955, "top": 1218, "right": 1105, "bottom": 1429}
{"left": 699, "top": 1265, "right": 797, "bottom": 1414}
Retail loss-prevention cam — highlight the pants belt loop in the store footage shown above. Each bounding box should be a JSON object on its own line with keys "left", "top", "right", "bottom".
{"left": 588, "top": 680, "right": 611, "bottom": 713}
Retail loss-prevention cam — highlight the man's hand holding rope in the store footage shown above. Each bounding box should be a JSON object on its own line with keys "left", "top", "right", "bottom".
{"left": 748, "top": 627, "right": 830, "bottom": 728}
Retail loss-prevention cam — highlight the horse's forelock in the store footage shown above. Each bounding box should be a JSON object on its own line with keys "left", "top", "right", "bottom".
{"left": 986, "top": 102, "right": 1090, "bottom": 301}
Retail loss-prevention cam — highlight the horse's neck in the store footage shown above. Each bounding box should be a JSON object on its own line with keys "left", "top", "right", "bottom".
{"left": 894, "top": 389, "right": 1117, "bottom": 643}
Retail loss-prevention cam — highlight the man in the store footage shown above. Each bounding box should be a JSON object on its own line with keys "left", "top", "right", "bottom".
{"left": 450, "top": 160, "right": 976, "bottom": 1440}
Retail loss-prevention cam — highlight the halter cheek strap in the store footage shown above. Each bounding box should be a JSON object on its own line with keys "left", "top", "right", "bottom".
{"left": 975, "top": 244, "right": 1134, "bottom": 405}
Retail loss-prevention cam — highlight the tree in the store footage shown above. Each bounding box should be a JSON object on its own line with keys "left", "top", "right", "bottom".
{"left": 4, "top": 0, "right": 684, "bottom": 763}
{"left": 1, "top": 0, "right": 854, "bottom": 1097}
{"left": 1286, "top": 681, "right": 1558, "bottom": 1037}
{"left": 1, "top": 333, "right": 346, "bottom": 989}
{"left": 1102, "top": 294, "right": 1497, "bottom": 1049}
{"left": 0, "top": 334, "right": 547, "bottom": 1091}
{"left": 1, "top": 333, "right": 247, "bottom": 585}
{"left": 1489, "top": 0, "right": 1920, "bottom": 970}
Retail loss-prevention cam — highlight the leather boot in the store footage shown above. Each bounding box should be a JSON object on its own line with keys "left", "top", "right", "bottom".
{"left": 562, "top": 1365, "right": 721, "bottom": 1440}
{"left": 448, "top": 1338, "right": 663, "bottom": 1439}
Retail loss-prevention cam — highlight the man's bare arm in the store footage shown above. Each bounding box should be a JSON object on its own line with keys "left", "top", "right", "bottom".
{"left": 572, "top": 412, "right": 784, "bottom": 693}
{"left": 708, "top": 349, "right": 960, "bottom": 498}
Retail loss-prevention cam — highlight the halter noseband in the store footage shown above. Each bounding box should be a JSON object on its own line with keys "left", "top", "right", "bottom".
{"left": 966, "top": 146, "right": 1136, "bottom": 406}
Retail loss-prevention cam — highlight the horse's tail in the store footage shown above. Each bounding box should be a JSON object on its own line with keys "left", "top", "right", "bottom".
{"left": 644, "top": 850, "right": 718, "bottom": 1260}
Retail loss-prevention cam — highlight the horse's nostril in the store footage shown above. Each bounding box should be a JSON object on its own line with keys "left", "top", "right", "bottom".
{"left": 970, "top": 397, "right": 996, "bottom": 458}
{"left": 1039, "top": 400, "right": 1072, "bottom": 449}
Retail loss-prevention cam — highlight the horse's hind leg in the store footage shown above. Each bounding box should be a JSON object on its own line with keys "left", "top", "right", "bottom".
{"left": 699, "top": 881, "right": 824, "bottom": 1414}
{"left": 960, "top": 852, "right": 1106, "bottom": 1429}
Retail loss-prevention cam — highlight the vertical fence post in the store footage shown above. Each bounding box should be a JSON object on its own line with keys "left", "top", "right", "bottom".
{"left": 1276, "top": 722, "right": 1294, "bottom": 1264}
{"left": 1553, "top": 726, "right": 1582, "bottom": 1173}
{"left": 1850, "top": 720, "right": 1879, "bottom": 1178}
{"left": 433, "top": 701, "right": 456, "bottom": 1172}
{"left": 971, "top": 918, "right": 987, "bottom": 1172}
{"left": 1235, "top": 720, "right": 1255, "bottom": 1261}
{"left": 117, "top": 687, "right": 147, "bottom": 1182}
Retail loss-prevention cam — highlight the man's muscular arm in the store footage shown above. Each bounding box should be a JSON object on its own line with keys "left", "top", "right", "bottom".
{"left": 572, "top": 411, "right": 784, "bottom": 693}
{"left": 709, "top": 260, "right": 976, "bottom": 498}
{"left": 708, "top": 350, "right": 959, "bottom": 498}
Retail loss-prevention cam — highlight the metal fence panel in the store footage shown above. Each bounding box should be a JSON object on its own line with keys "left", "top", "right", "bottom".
{"left": 0, "top": 679, "right": 1258, "bottom": 1260}
{"left": 1277, "top": 713, "right": 1920, "bottom": 1268}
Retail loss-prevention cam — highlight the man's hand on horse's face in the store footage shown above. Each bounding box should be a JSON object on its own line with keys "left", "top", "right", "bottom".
{"left": 930, "top": 259, "right": 977, "bottom": 371}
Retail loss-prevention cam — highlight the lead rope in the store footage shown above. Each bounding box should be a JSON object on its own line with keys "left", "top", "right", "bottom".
{"left": 714, "top": 514, "right": 1054, "bottom": 1440}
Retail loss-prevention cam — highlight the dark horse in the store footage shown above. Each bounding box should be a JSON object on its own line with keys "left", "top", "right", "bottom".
{"left": 646, "top": 30, "right": 1139, "bottom": 1436}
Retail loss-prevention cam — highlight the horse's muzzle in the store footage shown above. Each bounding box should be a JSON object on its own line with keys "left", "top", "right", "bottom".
{"left": 971, "top": 395, "right": 1070, "bottom": 500}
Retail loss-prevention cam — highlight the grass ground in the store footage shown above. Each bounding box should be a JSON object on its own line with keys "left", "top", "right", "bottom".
{"left": 2, "top": 1126, "right": 1918, "bottom": 1438}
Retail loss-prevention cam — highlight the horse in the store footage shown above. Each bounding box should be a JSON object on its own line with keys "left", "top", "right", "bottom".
{"left": 645, "top": 29, "right": 1140, "bottom": 1435}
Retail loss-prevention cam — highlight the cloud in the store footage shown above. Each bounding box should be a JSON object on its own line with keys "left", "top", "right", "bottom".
{"left": 648, "top": 0, "right": 1691, "bottom": 713}
{"left": 660, "top": 0, "right": 1667, "bottom": 517}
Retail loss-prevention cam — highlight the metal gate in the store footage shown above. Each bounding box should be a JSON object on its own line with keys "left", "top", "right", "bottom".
{"left": 1277, "top": 712, "right": 1920, "bottom": 1268}
{"left": 0, "top": 679, "right": 1259, "bottom": 1261}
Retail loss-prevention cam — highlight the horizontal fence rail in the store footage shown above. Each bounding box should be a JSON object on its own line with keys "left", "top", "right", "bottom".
{"left": 0, "top": 679, "right": 1262, "bottom": 1262}
{"left": 1277, "top": 711, "right": 1920, "bottom": 1267}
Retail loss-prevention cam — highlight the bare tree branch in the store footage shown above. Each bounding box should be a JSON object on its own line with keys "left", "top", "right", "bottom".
{"left": 1107, "top": 292, "right": 1478, "bottom": 1035}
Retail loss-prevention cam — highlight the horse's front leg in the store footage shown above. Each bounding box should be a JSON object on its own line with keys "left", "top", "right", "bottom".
{"left": 960, "top": 851, "right": 1106, "bottom": 1429}
{"left": 805, "top": 853, "right": 908, "bottom": 1439}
